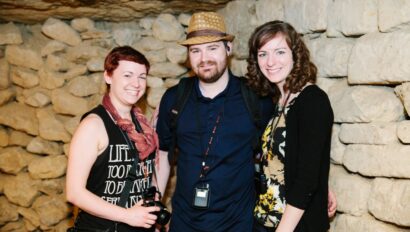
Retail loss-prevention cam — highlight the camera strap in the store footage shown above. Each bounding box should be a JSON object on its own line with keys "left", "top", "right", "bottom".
{"left": 118, "top": 114, "right": 151, "bottom": 207}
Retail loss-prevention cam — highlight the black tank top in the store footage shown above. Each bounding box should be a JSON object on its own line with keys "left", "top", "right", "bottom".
{"left": 75, "top": 105, "right": 155, "bottom": 232}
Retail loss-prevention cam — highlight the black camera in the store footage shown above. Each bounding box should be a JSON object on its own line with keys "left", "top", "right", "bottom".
{"left": 142, "top": 187, "right": 171, "bottom": 226}
{"left": 254, "top": 163, "right": 267, "bottom": 195}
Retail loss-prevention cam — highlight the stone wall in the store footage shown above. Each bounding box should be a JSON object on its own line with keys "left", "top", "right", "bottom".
{"left": 0, "top": 0, "right": 409, "bottom": 231}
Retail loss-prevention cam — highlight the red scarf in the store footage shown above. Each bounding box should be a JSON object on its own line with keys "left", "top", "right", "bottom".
{"left": 102, "top": 94, "right": 158, "bottom": 161}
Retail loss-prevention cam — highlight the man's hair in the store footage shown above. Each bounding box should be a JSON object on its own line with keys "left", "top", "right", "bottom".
{"left": 246, "top": 20, "right": 317, "bottom": 100}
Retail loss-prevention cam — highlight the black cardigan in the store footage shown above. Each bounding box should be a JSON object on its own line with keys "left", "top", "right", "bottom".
{"left": 284, "top": 85, "right": 333, "bottom": 232}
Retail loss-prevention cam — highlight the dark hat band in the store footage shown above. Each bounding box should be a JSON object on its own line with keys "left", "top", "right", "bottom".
{"left": 186, "top": 29, "right": 228, "bottom": 39}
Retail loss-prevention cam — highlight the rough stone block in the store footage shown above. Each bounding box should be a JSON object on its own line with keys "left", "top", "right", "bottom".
{"left": 343, "top": 144, "right": 410, "bottom": 178}
{"left": 0, "top": 102, "right": 39, "bottom": 135}
{"left": 284, "top": 0, "right": 328, "bottom": 33}
{"left": 42, "top": 18, "right": 81, "bottom": 46}
{"left": 349, "top": 29, "right": 410, "bottom": 84}
{"left": 28, "top": 155, "right": 67, "bottom": 179}
{"left": 329, "top": 165, "right": 371, "bottom": 216}
{"left": 339, "top": 122, "right": 398, "bottom": 145}
{"left": 397, "top": 120, "right": 410, "bottom": 144}
{"left": 327, "top": 0, "right": 378, "bottom": 37}
{"left": 0, "top": 22, "right": 23, "bottom": 45}
{"left": 330, "top": 86, "right": 404, "bottom": 123}
{"left": 307, "top": 37, "right": 354, "bottom": 78}
{"left": 379, "top": 0, "right": 410, "bottom": 32}
{"left": 369, "top": 178, "right": 410, "bottom": 227}
{"left": 152, "top": 14, "right": 184, "bottom": 42}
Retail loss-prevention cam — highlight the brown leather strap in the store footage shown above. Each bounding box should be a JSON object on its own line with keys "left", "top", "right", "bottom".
{"left": 187, "top": 29, "right": 227, "bottom": 39}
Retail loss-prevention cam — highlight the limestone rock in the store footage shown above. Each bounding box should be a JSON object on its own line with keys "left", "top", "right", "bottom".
{"left": 0, "top": 0, "right": 231, "bottom": 24}
{"left": 147, "top": 76, "right": 164, "bottom": 88}
{"left": 45, "top": 54, "right": 70, "bottom": 72}
{"left": 64, "top": 116, "right": 81, "bottom": 136}
{"left": 145, "top": 49, "right": 167, "bottom": 64}
{"left": 230, "top": 58, "right": 247, "bottom": 77}
{"left": 24, "top": 90, "right": 51, "bottom": 108}
{"left": 62, "top": 64, "right": 88, "bottom": 81}
{"left": 395, "top": 82, "right": 410, "bottom": 116}
{"left": 38, "top": 68, "right": 65, "bottom": 90}
{"left": 112, "top": 22, "right": 141, "bottom": 46}
{"left": 149, "top": 62, "right": 187, "bottom": 78}
{"left": 164, "top": 78, "right": 180, "bottom": 88}
{"left": 330, "top": 124, "right": 345, "bottom": 164}
{"left": 36, "top": 107, "right": 71, "bottom": 142}
{"left": 40, "top": 41, "right": 67, "bottom": 57}
{"left": 10, "top": 67, "right": 39, "bottom": 88}
{"left": 147, "top": 87, "right": 167, "bottom": 108}
{"left": 133, "top": 37, "right": 166, "bottom": 51}
{"left": 0, "top": 196, "right": 18, "bottom": 225}
{"left": 41, "top": 18, "right": 81, "bottom": 46}
{"left": 67, "top": 75, "right": 100, "bottom": 97}
{"left": 36, "top": 178, "right": 65, "bottom": 196}
{"left": 0, "top": 102, "right": 38, "bottom": 135}
{"left": 283, "top": 0, "right": 328, "bottom": 34}
{"left": 63, "top": 143, "right": 70, "bottom": 156}
{"left": 0, "top": 59, "right": 10, "bottom": 89}
{"left": 0, "top": 126, "right": 8, "bottom": 147}
{"left": 329, "top": 165, "right": 371, "bottom": 216}
{"left": 26, "top": 137, "right": 63, "bottom": 156}
{"left": 339, "top": 122, "right": 398, "bottom": 145}
{"left": 327, "top": 0, "right": 378, "bottom": 37}
{"left": 65, "top": 43, "right": 107, "bottom": 63}
{"left": 17, "top": 207, "right": 40, "bottom": 229}
{"left": 0, "top": 88, "right": 15, "bottom": 106}
{"left": 166, "top": 44, "right": 186, "bottom": 64}
{"left": 32, "top": 195, "right": 70, "bottom": 226}
{"left": 330, "top": 86, "right": 404, "bottom": 123}
{"left": 369, "top": 178, "right": 410, "bottom": 227}
{"left": 28, "top": 155, "right": 67, "bottom": 179}
{"left": 379, "top": 0, "right": 410, "bottom": 32}
{"left": 343, "top": 144, "right": 410, "bottom": 178}
{"left": 255, "top": 0, "right": 284, "bottom": 26}
{"left": 5, "top": 45, "right": 43, "bottom": 70}
{"left": 0, "top": 146, "right": 37, "bottom": 174}
{"left": 0, "top": 22, "right": 23, "bottom": 45}
{"left": 307, "top": 37, "right": 354, "bottom": 78}
{"left": 0, "top": 220, "right": 25, "bottom": 232}
{"left": 140, "top": 17, "right": 155, "bottom": 30}
{"left": 397, "top": 120, "right": 410, "bottom": 144}
{"left": 152, "top": 14, "right": 184, "bottom": 42}
{"left": 316, "top": 77, "right": 347, "bottom": 97}
{"left": 177, "top": 13, "right": 191, "bottom": 26}
{"left": 86, "top": 58, "right": 104, "bottom": 72}
{"left": 349, "top": 29, "right": 410, "bottom": 84}
{"left": 3, "top": 173, "right": 40, "bottom": 207}
{"left": 51, "top": 88, "right": 89, "bottom": 116}
{"left": 70, "top": 17, "right": 95, "bottom": 32}
{"left": 9, "top": 130, "right": 33, "bottom": 147}
{"left": 219, "top": 0, "right": 254, "bottom": 59}
{"left": 332, "top": 213, "right": 409, "bottom": 232}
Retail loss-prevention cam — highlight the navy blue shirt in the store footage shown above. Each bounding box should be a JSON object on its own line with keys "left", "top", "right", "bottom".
{"left": 157, "top": 73, "right": 273, "bottom": 232}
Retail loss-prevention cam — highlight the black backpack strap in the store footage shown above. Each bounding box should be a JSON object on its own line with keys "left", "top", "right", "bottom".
{"left": 168, "top": 77, "right": 195, "bottom": 164}
{"left": 239, "top": 78, "right": 262, "bottom": 152}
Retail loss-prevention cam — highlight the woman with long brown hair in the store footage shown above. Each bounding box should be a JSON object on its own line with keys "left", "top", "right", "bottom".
{"left": 247, "top": 21, "right": 334, "bottom": 232}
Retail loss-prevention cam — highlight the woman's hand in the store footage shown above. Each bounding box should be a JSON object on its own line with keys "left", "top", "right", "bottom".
{"left": 328, "top": 189, "right": 337, "bottom": 218}
{"left": 123, "top": 200, "right": 160, "bottom": 228}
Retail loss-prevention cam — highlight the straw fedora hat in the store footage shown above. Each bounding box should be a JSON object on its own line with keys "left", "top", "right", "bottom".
{"left": 179, "top": 12, "right": 235, "bottom": 46}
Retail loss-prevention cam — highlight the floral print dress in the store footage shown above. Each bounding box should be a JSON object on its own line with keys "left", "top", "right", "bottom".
{"left": 254, "top": 100, "right": 294, "bottom": 228}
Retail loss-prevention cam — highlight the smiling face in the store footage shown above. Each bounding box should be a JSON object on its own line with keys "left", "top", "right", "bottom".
{"left": 257, "top": 33, "right": 293, "bottom": 91}
{"left": 188, "top": 41, "right": 230, "bottom": 83}
{"left": 104, "top": 60, "right": 147, "bottom": 108}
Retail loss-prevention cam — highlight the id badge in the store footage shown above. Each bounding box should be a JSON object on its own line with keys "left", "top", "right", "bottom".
{"left": 192, "top": 183, "right": 210, "bottom": 209}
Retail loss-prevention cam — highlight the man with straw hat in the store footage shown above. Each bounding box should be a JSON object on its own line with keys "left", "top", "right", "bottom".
{"left": 155, "top": 12, "right": 275, "bottom": 231}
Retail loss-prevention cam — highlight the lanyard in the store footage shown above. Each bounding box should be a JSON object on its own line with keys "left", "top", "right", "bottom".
{"left": 195, "top": 96, "right": 226, "bottom": 179}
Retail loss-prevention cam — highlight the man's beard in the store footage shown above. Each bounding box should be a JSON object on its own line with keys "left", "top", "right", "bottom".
{"left": 196, "top": 60, "right": 227, "bottom": 84}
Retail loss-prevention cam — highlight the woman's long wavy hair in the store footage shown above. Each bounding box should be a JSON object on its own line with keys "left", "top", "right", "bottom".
{"left": 246, "top": 20, "right": 317, "bottom": 102}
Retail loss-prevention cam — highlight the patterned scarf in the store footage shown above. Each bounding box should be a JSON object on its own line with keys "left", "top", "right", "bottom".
{"left": 102, "top": 94, "right": 158, "bottom": 161}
